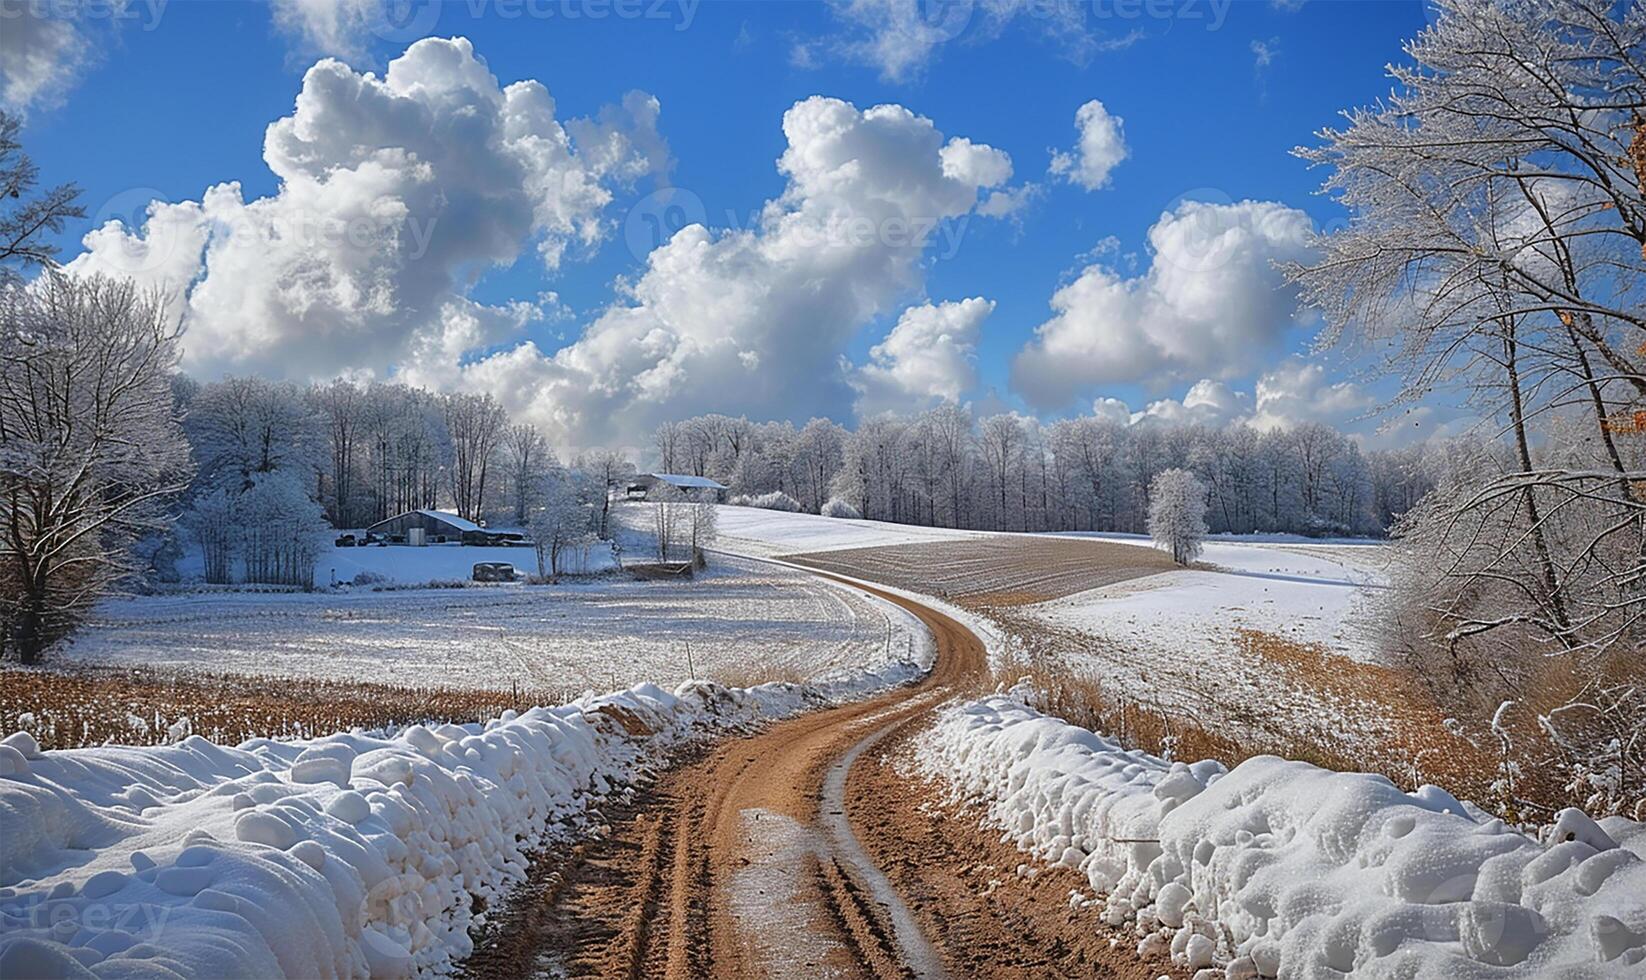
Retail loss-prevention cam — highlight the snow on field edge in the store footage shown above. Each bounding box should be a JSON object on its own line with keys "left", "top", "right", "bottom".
{"left": 0, "top": 662, "right": 925, "bottom": 979}
{"left": 917, "top": 694, "right": 1646, "bottom": 979}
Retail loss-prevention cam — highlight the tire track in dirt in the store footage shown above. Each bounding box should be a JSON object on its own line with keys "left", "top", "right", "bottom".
{"left": 462, "top": 559, "right": 1175, "bottom": 977}
{"left": 460, "top": 574, "right": 986, "bottom": 978}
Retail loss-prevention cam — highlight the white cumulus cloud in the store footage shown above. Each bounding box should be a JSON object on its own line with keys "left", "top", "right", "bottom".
{"left": 427, "top": 96, "right": 1017, "bottom": 447}
{"left": 1010, "top": 199, "right": 1315, "bottom": 410}
{"left": 1048, "top": 99, "right": 1127, "bottom": 191}
{"left": 851, "top": 297, "right": 992, "bottom": 415}
{"left": 1248, "top": 356, "right": 1376, "bottom": 431}
{"left": 0, "top": 3, "right": 93, "bottom": 114}
{"left": 66, "top": 36, "right": 666, "bottom": 381}
{"left": 1085, "top": 357, "right": 1378, "bottom": 434}
{"left": 1135, "top": 379, "right": 1250, "bottom": 427}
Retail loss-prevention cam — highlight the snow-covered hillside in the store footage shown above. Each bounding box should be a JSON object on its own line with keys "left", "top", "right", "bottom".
{"left": 710, "top": 505, "right": 1388, "bottom": 663}
{"left": 707, "top": 504, "right": 985, "bottom": 557}
{"left": 1028, "top": 536, "right": 1386, "bottom": 663}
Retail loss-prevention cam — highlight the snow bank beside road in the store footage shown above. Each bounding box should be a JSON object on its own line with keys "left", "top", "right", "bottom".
{"left": 919, "top": 696, "right": 1646, "bottom": 978}
{"left": 0, "top": 663, "right": 923, "bottom": 978}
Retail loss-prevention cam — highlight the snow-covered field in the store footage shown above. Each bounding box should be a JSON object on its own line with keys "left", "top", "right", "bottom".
{"left": 177, "top": 540, "right": 617, "bottom": 589}
{"left": 710, "top": 505, "right": 985, "bottom": 557}
{"left": 711, "top": 505, "right": 1388, "bottom": 667}
{"left": 712, "top": 506, "right": 1415, "bottom": 766}
{"left": 0, "top": 668, "right": 921, "bottom": 979}
{"left": 916, "top": 695, "right": 1646, "bottom": 977}
{"left": 1028, "top": 535, "right": 1387, "bottom": 663}
{"left": 59, "top": 556, "right": 930, "bottom": 694}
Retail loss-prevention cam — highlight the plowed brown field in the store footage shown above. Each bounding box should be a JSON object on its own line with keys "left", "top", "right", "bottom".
{"left": 783, "top": 536, "right": 1177, "bottom": 609}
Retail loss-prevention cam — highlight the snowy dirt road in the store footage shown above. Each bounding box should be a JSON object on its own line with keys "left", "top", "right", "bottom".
{"left": 460, "top": 574, "right": 1176, "bottom": 979}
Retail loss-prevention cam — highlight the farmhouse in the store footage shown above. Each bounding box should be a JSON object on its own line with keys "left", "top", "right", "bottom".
{"left": 625, "top": 473, "right": 729, "bottom": 502}
{"left": 366, "top": 509, "right": 504, "bottom": 546}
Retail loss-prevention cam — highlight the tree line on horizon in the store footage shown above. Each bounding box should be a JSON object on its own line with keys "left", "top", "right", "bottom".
{"left": 652, "top": 408, "right": 1435, "bottom": 540}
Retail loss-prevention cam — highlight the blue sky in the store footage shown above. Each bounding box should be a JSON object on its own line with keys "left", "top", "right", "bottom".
{"left": 10, "top": 0, "right": 1446, "bottom": 449}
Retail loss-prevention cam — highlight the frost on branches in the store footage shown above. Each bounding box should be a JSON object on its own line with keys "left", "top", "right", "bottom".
{"left": 0, "top": 275, "right": 190, "bottom": 663}
{"left": 1147, "top": 468, "right": 1208, "bottom": 566}
{"left": 1288, "top": 0, "right": 1646, "bottom": 818}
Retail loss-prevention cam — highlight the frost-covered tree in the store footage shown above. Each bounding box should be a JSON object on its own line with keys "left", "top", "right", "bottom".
{"left": 978, "top": 413, "right": 1022, "bottom": 531}
{"left": 838, "top": 416, "right": 909, "bottom": 522}
{"left": 1285, "top": 0, "right": 1644, "bottom": 815}
{"left": 442, "top": 392, "right": 507, "bottom": 521}
{"left": 237, "top": 471, "right": 328, "bottom": 589}
{"left": 925, "top": 403, "right": 973, "bottom": 528}
{"left": 0, "top": 275, "right": 190, "bottom": 662}
{"left": 650, "top": 481, "right": 683, "bottom": 562}
{"left": 501, "top": 422, "right": 548, "bottom": 526}
{"left": 184, "top": 488, "right": 237, "bottom": 585}
{"left": 309, "top": 379, "right": 362, "bottom": 529}
{"left": 653, "top": 420, "right": 684, "bottom": 475}
{"left": 573, "top": 448, "right": 634, "bottom": 539}
{"left": 1148, "top": 468, "right": 1209, "bottom": 566}
{"left": 821, "top": 496, "right": 862, "bottom": 519}
{"left": 687, "top": 490, "right": 718, "bottom": 567}
{"left": 361, "top": 384, "right": 447, "bottom": 521}
{"left": 0, "top": 112, "right": 84, "bottom": 286}
{"left": 790, "top": 417, "right": 847, "bottom": 514}
{"left": 188, "top": 377, "right": 318, "bottom": 493}
{"left": 528, "top": 460, "right": 588, "bottom": 582}
{"left": 1289, "top": 0, "right": 1645, "bottom": 657}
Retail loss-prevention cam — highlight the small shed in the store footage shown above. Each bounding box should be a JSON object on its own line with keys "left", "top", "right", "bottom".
{"left": 625, "top": 473, "right": 729, "bottom": 502}
{"left": 366, "top": 509, "right": 481, "bottom": 545}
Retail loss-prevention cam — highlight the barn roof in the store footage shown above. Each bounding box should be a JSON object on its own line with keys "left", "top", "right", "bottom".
{"left": 418, "top": 510, "right": 482, "bottom": 531}
{"left": 366, "top": 509, "right": 483, "bottom": 533}
{"left": 648, "top": 473, "right": 729, "bottom": 491}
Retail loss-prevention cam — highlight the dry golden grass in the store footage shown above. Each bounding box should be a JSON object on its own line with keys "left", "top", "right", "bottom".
{"left": 977, "top": 652, "right": 1374, "bottom": 777}
{"left": 0, "top": 665, "right": 571, "bottom": 750}
{"left": 705, "top": 662, "right": 808, "bottom": 689}
{"left": 1232, "top": 629, "right": 1501, "bottom": 802}
{"left": 981, "top": 627, "right": 1641, "bottom": 820}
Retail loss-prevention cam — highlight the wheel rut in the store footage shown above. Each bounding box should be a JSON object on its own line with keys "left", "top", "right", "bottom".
{"left": 462, "top": 572, "right": 1147, "bottom": 978}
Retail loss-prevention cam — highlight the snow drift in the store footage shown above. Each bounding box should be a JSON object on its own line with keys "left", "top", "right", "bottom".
{"left": 0, "top": 663, "right": 923, "bottom": 978}
{"left": 919, "top": 695, "right": 1646, "bottom": 978}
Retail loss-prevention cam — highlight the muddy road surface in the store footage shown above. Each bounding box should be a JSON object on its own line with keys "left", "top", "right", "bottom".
{"left": 462, "top": 572, "right": 1176, "bottom": 978}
